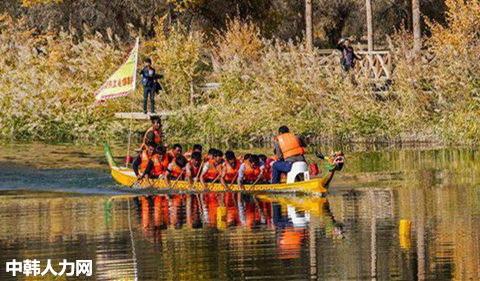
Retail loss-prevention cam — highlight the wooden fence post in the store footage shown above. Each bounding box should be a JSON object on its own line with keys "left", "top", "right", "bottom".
{"left": 412, "top": 0, "right": 422, "bottom": 57}
{"left": 366, "top": 0, "right": 374, "bottom": 52}
{"left": 305, "top": 0, "right": 313, "bottom": 52}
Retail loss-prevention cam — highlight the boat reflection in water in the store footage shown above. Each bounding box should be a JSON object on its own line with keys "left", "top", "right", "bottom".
{"left": 129, "top": 193, "right": 345, "bottom": 258}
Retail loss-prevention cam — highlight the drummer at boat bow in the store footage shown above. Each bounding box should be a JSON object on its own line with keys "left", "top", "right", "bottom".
{"left": 272, "top": 126, "right": 307, "bottom": 184}
{"left": 141, "top": 116, "right": 163, "bottom": 150}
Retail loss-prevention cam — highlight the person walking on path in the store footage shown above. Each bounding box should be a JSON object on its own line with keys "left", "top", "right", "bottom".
{"left": 139, "top": 58, "right": 156, "bottom": 114}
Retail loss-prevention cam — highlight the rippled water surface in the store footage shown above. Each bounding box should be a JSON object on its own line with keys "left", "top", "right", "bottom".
{"left": 1, "top": 143, "right": 480, "bottom": 280}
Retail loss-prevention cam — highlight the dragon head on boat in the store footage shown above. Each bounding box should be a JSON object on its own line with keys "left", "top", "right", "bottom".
{"left": 316, "top": 150, "right": 345, "bottom": 171}
{"left": 313, "top": 150, "right": 345, "bottom": 191}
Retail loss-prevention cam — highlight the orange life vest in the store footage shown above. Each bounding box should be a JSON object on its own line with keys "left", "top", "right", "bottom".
{"left": 243, "top": 160, "right": 261, "bottom": 182}
{"left": 184, "top": 149, "right": 193, "bottom": 160}
{"left": 151, "top": 154, "right": 165, "bottom": 177}
{"left": 162, "top": 150, "right": 176, "bottom": 168}
{"left": 140, "top": 150, "right": 151, "bottom": 173}
{"left": 204, "top": 159, "right": 222, "bottom": 180}
{"left": 275, "top": 133, "right": 305, "bottom": 159}
{"left": 224, "top": 159, "right": 241, "bottom": 182}
{"left": 142, "top": 126, "right": 162, "bottom": 148}
{"left": 169, "top": 162, "right": 185, "bottom": 180}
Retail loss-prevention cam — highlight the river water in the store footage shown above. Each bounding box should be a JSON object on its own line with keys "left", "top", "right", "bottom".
{"left": 0, "top": 143, "right": 479, "bottom": 280}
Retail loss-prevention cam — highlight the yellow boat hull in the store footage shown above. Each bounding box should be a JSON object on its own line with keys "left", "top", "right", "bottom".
{"left": 105, "top": 144, "right": 329, "bottom": 194}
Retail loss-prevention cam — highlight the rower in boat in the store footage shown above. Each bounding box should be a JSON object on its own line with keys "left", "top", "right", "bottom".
{"left": 141, "top": 116, "right": 163, "bottom": 150}
{"left": 133, "top": 143, "right": 156, "bottom": 181}
{"left": 164, "top": 143, "right": 183, "bottom": 166}
{"left": 272, "top": 126, "right": 307, "bottom": 184}
{"left": 200, "top": 149, "right": 224, "bottom": 190}
{"left": 204, "top": 148, "right": 216, "bottom": 162}
{"left": 165, "top": 155, "right": 188, "bottom": 188}
{"left": 221, "top": 150, "right": 241, "bottom": 190}
{"left": 259, "top": 154, "right": 273, "bottom": 182}
{"left": 150, "top": 146, "right": 166, "bottom": 179}
{"left": 185, "top": 152, "right": 202, "bottom": 187}
{"left": 185, "top": 144, "right": 203, "bottom": 160}
{"left": 237, "top": 154, "right": 266, "bottom": 190}
{"left": 242, "top": 153, "right": 251, "bottom": 162}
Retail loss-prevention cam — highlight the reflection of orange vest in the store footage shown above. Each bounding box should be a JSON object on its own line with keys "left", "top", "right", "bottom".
{"left": 224, "top": 159, "right": 241, "bottom": 182}
{"left": 169, "top": 162, "right": 185, "bottom": 179}
{"left": 275, "top": 133, "right": 305, "bottom": 159}
{"left": 278, "top": 227, "right": 304, "bottom": 259}
{"left": 153, "top": 196, "right": 163, "bottom": 228}
{"left": 244, "top": 160, "right": 260, "bottom": 181}
{"left": 141, "top": 197, "right": 150, "bottom": 230}
{"left": 142, "top": 126, "right": 162, "bottom": 148}
{"left": 140, "top": 150, "right": 151, "bottom": 172}
{"left": 151, "top": 154, "right": 165, "bottom": 177}
{"left": 204, "top": 159, "right": 222, "bottom": 180}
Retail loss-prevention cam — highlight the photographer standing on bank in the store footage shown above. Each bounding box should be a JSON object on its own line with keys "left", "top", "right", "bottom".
{"left": 139, "top": 58, "right": 156, "bottom": 114}
{"left": 337, "top": 38, "right": 362, "bottom": 72}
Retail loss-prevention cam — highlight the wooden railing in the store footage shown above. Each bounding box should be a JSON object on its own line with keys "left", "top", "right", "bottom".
{"left": 316, "top": 50, "right": 394, "bottom": 81}
{"left": 356, "top": 51, "right": 393, "bottom": 80}
{"left": 201, "top": 50, "right": 394, "bottom": 92}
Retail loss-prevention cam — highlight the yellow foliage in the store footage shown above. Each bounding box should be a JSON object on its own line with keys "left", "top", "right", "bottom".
{"left": 18, "top": 0, "right": 63, "bottom": 7}
{"left": 212, "top": 17, "right": 264, "bottom": 65}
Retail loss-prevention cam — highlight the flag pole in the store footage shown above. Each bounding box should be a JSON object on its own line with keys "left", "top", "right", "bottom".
{"left": 126, "top": 37, "right": 140, "bottom": 168}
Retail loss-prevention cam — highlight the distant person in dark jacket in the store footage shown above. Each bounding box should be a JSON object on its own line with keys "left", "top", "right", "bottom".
{"left": 337, "top": 38, "right": 362, "bottom": 72}
{"left": 139, "top": 58, "right": 156, "bottom": 114}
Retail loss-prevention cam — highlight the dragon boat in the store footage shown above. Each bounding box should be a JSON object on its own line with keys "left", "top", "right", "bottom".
{"left": 104, "top": 144, "right": 344, "bottom": 194}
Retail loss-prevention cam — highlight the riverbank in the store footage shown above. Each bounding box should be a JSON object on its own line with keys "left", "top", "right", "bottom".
{"left": 0, "top": 1, "right": 478, "bottom": 145}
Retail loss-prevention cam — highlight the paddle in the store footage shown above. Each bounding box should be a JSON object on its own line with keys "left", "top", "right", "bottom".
{"left": 130, "top": 177, "right": 153, "bottom": 189}
{"left": 206, "top": 173, "right": 222, "bottom": 191}
{"left": 130, "top": 179, "right": 141, "bottom": 188}
{"left": 227, "top": 172, "right": 239, "bottom": 191}
{"left": 191, "top": 160, "right": 205, "bottom": 190}
{"left": 130, "top": 176, "right": 147, "bottom": 188}
{"left": 170, "top": 171, "right": 185, "bottom": 190}
{"left": 247, "top": 177, "right": 262, "bottom": 191}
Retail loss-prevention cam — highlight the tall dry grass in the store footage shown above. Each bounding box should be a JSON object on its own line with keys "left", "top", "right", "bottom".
{"left": 0, "top": 0, "right": 479, "bottom": 145}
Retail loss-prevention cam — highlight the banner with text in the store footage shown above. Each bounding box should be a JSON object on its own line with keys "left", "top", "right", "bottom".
{"left": 94, "top": 40, "right": 139, "bottom": 102}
